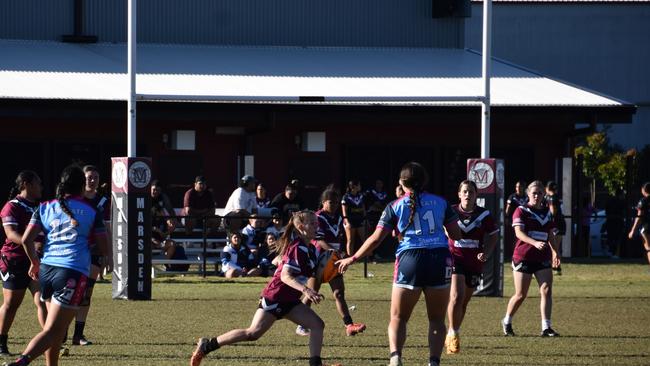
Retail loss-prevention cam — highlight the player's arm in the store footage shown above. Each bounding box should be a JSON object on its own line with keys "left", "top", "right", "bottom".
{"left": 3, "top": 224, "right": 24, "bottom": 246}
{"left": 628, "top": 208, "right": 642, "bottom": 239}
{"left": 336, "top": 226, "right": 390, "bottom": 273}
{"left": 514, "top": 226, "right": 546, "bottom": 250}
{"left": 341, "top": 202, "right": 350, "bottom": 227}
{"left": 479, "top": 231, "right": 499, "bottom": 262}
{"left": 280, "top": 258, "right": 323, "bottom": 304}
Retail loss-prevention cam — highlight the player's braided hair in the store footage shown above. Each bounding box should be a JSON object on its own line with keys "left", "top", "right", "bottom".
{"left": 399, "top": 162, "right": 429, "bottom": 230}
{"left": 8, "top": 170, "right": 39, "bottom": 201}
{"left": 56, "top": 165, "right": 86, "bottom": 227}
{"left": 277, "top": 210, "right": 316, "bottom": 256}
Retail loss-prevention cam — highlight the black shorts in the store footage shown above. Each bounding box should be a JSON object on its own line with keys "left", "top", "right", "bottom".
{"left": 0, "top": 255, "right": 32, "bottom": 291}
{"left": 511, "top": 260, "right": 551, "bottom": 274}
{"left": 39, "top": 264, "right": 88, "bottom": 309}
{"left": 641, "top": 222, "right": 650, "bottom": 235}
{"left": 347, "top": 218, "right": 365, "bottom": 229}
{"left": 394, "top": 247, "right": 452, "bottom": 290}
{"left": 258, "top": 297, "right": 301, "bottom": 319}
{"left": 452, "top": 261, "right": 482, "bottom": 288}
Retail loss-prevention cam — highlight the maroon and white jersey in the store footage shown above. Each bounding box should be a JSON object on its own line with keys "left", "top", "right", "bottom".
{"left": 261, "top": 237, "right": 317, "bottom": 303}
{"left": 512, "top": 205, "right": 558, "bottom": 263}
{"left": 1, "top": 196, "right": 38, "bottom": 262}
{"left": 448, "top": 204, "right": 498, "bottom": 273}
{"left": 314, "top": 209, "right": 343, "bottom": 251}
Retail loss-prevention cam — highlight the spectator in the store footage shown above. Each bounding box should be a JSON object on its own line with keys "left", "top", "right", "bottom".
{"left": 544, "top": 181, "right": 565, "bottom": 273}
{"left": 628, "top": 182, "right": 650, "bottom": 269}
{"left": 341, "top": 180, "right": 366, "bottom": 256}
{"left": 221, "top": 232, "right": 261, "bottom": 278}
{"left": 256, "top": 232, "right": 279, "bottom": 277}
{"left": 270, "top": 183, "right": 303, "bottom": 224}
{"left": 183, "top": 176, "right": 219, "bottom": 236}
{"left": 224, "top": 175, "right": 257, "bottom": 216}
{"left": 241, "top": 214, "right": 267, "bottom": 251}
{"left": 256, "top": 183, "right": 271, "bottom": 209}
{"left": 581, "top": 197, "right": 596, "bottom": 255}
{"left": 266, "top": 213, "right": 284, "bottom": 238}
{"left": 604, "top": 189, "right": 625, "bottom": 258}
{"left": 151, "top": 180, "right": 176, "bottom": 239}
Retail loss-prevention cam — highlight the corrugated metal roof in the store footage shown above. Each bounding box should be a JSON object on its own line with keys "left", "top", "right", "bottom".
{"left": 471, "top": 0, "right": 649, "bottom": 3}
{"left": 0, "top": 40, "right": 629, "bottom": 107}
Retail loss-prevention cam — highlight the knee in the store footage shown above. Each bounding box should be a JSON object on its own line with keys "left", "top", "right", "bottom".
{"left": 449, "top": 291, "right": 462, "bottom": 306}
{"left": 245, "top": 328, "right": 265, "bottom": 341}
{"left": 313, "top": 317, "right": 325, "bottom": 332}
{"left": 539, "top": 283, "right": 552, "bottom": 298}
{"left": 512, "top": 292, "right": 527, "bottom": 302}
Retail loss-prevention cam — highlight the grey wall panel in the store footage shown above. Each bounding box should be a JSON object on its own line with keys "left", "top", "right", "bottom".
{"left": 1, "top": 0, "right": 464, "bottom": 48}
{"left": 0, "top": 0, "right": 73, "bottom": 41}
{"left": 465, "top": 3, "right": 650, "bottom": 147}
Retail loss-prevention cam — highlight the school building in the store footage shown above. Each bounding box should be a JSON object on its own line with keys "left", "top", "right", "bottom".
{"left": 0, "top": 0, "right": 636, "bottom": 207}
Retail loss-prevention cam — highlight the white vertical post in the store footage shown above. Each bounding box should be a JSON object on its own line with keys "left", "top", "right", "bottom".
{"left": 481, "top": 0, "right": 492, "bottom": 159}
{"left": 127, "top": 0, "right": 137, "bottom": 157}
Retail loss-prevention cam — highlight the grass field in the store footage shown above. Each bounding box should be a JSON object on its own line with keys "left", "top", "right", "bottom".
{"left": 2, "top": 260, "right": 650, "bottom": 365}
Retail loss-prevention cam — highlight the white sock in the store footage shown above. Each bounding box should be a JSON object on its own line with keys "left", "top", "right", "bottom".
{"left": 447, "top": 328, "right": 460, "bottom": 336}
{"left": 503, "top": 315, "right": 513, "bottom": 325}
{"left": 542, "top": 319, "right": 552, "bottom": 330}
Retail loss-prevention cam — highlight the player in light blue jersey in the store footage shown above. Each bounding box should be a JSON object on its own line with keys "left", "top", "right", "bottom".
{"left": 337, "top": 162, "right": 461, "bottom": 366}
{"left": 3, "top": 165, "right": 108, "bottom": 366}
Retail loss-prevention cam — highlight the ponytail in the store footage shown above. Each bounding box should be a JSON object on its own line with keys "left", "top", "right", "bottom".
{"left": 399, "top": 162, "right": 429, "bottom": 230}
{"left": 56, "top": 165, "right": 86, "bottom": 227}
{"left": 8, "top": 170, "right": 40, "bottom": 201}
{"left": 277, "top": 210, "right": 316, "bottom": 256}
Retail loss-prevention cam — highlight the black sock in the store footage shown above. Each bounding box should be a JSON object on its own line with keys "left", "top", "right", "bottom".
{"left": 390, "top": 351, "right": 401, "bottom": 358}
{"left": 0, "top": 334, "right": 7, "bottom": 346}
{"left": 16, "top": 355, "right": 31, "bottom": 365}
{"left": 202, "top": 338, "right": 220, "bottom": 354}
{"left": 429, "top": 356, "right": 441, "bottom": 365}
{"left": 62, "top": 329, "right": 68, "bottom": 344}
{"left": 74, "top": 321, "right": 86, "bottom": 339}
{"left": 308, "top": 356, "right": 322, "bottom": 366}
{"left": 343, "top": 315, "right": 353, "bottom": 326}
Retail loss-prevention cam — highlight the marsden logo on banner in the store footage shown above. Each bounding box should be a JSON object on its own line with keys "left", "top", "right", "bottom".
{"left": 469, "top": 161, "right": 494, "bottom": 190}
{"left": 128, "top": 161, "right": 151, "bottom": 189}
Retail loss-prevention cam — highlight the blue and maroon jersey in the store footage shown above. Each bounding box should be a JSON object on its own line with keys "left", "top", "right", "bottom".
{"left": 512, "top": 205, "right": 558, "bottom": 263}
{"left": 314, "top": 209, "right": 343, "bottom": 250}
{"left": 261, "top": 237, "right": 317, "bottom": 303}
{"left": 29, "top": 196, "right": 106, "bottom": 276}
{"left": 378, "top": 192, "right": 458, "bottom": 257}
{"left": 448, "top": 204, "right": 498, "bottom": 273}
{"left": 1, "top": 196, "right": 39, "bottom": 262}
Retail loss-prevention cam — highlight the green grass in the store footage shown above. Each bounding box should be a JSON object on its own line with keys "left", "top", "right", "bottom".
{"left": 3, "top": 260, "right": 650, "bottom": 365}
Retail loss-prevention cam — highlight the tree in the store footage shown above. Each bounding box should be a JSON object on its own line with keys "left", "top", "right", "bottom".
{"left": 574, "top": 132, "right": 630, "bottom": 197}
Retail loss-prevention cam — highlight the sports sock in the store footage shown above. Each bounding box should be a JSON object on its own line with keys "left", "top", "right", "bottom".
{"left": 0, "top": 334, "right": 8, "bottom": 347}
{"left": 447, "top": 328, "right": 459, "bottom": 336}
{"left": 203, "top": 338, "right": 220, "bottom": 354}
{"left": 73, "top": 321, "right": 86, "bottom": 339}
{"left": 429, "top": 356, "right": 441, "bottom": 366}
{"left": 62, "top": 329, "right": 68, "bottom": 343}
{"left": 308, "top": 356, "right": 322, "bottom": 366}
{"left": 390, "top": 351, "right": 401, "bottom": 358}
{"left": 503, "top": 315, "right": 513, "bottom": 325}
{"left": 14, "top": 355, "right": 31, "bottom": 365}
{"left": 542, "top": 319, "right": 552, "bottom": 330}
{"left": 343, "top": 315, "right": 353, "bottom": 326}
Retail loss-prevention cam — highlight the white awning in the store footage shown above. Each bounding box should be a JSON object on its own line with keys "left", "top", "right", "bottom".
{"left": 0, "top": 39, "right": 630, "bottom": 107}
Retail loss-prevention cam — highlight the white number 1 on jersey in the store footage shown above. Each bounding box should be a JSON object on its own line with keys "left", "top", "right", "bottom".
{"left": 413, "top": 210, "right": 435, "bottom": 235}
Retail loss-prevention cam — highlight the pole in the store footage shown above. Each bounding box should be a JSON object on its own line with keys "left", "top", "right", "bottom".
{"left": 127, "top": 0, "right": 137, "bottom": 157}
{"left": 481, "top": 0, "right": 492, "bottom": 159}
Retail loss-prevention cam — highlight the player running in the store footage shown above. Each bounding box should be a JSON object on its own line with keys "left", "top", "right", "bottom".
{"left": 445, "top": 180, "right": 498, "bottom": 354}
{"left": 3, "top": 165, "right": 108, "bottom": 366}
{"left": 628, "top": 182, "right": 650, "bottom": 270}
{"left": 190, "top": 210, "right": 341, "bottom": 366}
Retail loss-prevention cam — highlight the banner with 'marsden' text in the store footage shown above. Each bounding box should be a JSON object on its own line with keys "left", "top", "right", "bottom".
{"left": 111, "top": 157, "right": 152, "bottom": 300}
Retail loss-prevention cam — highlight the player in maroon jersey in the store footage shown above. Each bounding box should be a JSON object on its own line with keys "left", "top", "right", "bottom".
{"left": 190, "top": 210, "right": 341, "bottom": 366}
{"left": 0, "top": 171, "right": 47, "bottom": 356}
{"left": 296, "top": 188, "right": 366, "bottom": 337}
{"left": 445, "top": 180, "right": 498, "bottom": 354}
{"left": 502, "top": 180, "right": 561, "bottom": 337}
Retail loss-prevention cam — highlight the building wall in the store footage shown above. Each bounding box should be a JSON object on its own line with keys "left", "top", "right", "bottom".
{"left": 2, "top": 0, "right": 464, "bottom": 48}
{"left": 465, "top": 3, "right": 650, "bottom": 148}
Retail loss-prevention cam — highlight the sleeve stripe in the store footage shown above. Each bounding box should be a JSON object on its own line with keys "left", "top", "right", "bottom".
{"left": 284, "top": 264, "right": 301, "bottom": 272}
{"left": 2, "top": 222, "right": 17, "bottom": 226}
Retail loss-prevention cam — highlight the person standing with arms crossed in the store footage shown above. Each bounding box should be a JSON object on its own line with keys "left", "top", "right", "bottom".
{"left": 337, "top": 162, "right": 462, "bottom": 366}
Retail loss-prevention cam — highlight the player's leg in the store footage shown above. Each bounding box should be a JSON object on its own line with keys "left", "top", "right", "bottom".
{"left": 535, "top": 268, "right": 559, "bottom": 336}
{"left": 445, "top": 273, "right": 465, "bottom": 354}
{"left": 388, "top": 286, "right": 421, "bottom": 365}
{"left": 423, "top": 286, "right": 450, "bottom": 365}
{"left": 503, "top": 268, "right": 533, "bottom": 335}
{"left": 286, "top": 303, "right": 326, "bottom": 364}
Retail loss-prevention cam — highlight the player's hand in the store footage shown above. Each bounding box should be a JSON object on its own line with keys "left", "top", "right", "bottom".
{"left": 303, "top": 287, "right": 324, "bottom": 304}
{"left": 552, "top": 253, "right": 561, "bottom": 268}
{"left": 628, "top": 231, "right": 634, "bottom": 240}
{"left": 477, "top": 252, "right": 487, "bottom": 262}
{"left": 336, "top": 257, "right": 355, "bottom": 274}
{"left": 534, "top": 241, "right": 546, "bottom": 250}
{"left": 28, "top": 260, "right": 40, "bottom": 280}
{"left": 104, "top": 255, "right": 114, "bottom": 273}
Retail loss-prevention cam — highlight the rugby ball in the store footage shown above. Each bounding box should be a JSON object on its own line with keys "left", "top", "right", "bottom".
{"left": 316, "top": 250, "right": 341, "bottom": 283}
